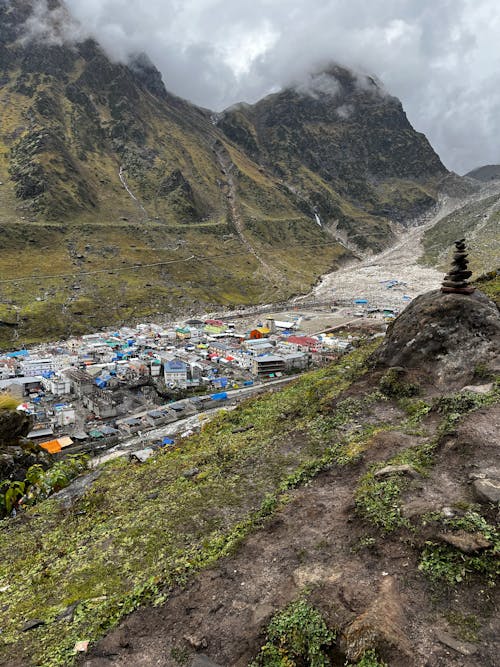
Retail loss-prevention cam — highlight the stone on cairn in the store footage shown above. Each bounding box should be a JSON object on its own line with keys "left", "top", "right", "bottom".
{"left": 441, "top": 238, "right": 475, "bottom": 294}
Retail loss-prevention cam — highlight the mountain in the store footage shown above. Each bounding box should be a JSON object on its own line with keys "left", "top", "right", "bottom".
{"left": 465, "top": 164, "right": 500, "bottom": 182}
{"left": 419, "top": 180, "right": 500, "bottom": 273}
{"left": 0, "top": 1, "right": 448, "bottom": 347}
{"left": 217, "top": 66, "right": 447, "bottom": 250}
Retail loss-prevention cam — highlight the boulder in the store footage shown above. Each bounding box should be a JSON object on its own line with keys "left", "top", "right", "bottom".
{"left": 438, "top": 530, "right": 491, "bottom": 553}
{"left": 0, "top": 409, "right": 33, "bottom": 447}
{"left": 472, "top": 478, "right": 500, "bottom": 504}
{"left": 374, "top": 464, "right": 420, "bottom": 479}
{"left": 342, "top": 577, "right": 415, "bottom": 664}
{"left": 372, "top": 290, "right": 500, "bottom": 388}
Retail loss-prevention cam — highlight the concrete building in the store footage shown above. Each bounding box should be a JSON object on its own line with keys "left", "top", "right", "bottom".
{"left": 0, "top": 376, "right": 43, "bottom": 398}
{"left": 20, "top": 357, "right": 56, "bottom": 376}
{"left": 64, "top": 369, "right": 95, "bottom": 397}
{"left": 41, "top": 374, "right": 72, "bottom": 396}
{"left": 164, "top": 360, "right": 188, "bottom": 388}
{"left": 252, "top": 355, "right": 286, "bottom": 377}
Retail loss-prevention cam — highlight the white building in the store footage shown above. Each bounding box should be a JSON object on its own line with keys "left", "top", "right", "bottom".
{"left": 164, "top": 360, "right": 188, "bottom": 388}
{"left": 41, "top": 374, "right": 72, "bottom": 396}
{"left": 55, "top": 406, "right": 76, "bottom": 427}
{"left": 20, "top": 357, "right": 56, "bottom": 376}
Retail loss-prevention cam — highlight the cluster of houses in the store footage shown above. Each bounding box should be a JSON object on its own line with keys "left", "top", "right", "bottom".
{"left": 0, "top": 315, "right": 354, "bottom": 455}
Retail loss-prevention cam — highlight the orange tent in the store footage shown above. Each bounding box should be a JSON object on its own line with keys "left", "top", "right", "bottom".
{"left": 40, "top": 439, "right": 62, "bottom": 454}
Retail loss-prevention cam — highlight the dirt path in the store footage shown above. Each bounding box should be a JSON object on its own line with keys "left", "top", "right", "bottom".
{"left": 82, "top": 429, "right": 414, "bottom": 667}
{"left": 213, "top": 143, "right": 283, "bottom": 286}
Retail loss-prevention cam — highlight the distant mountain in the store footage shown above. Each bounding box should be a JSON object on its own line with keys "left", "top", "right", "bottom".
{"left": 0, "top": 1, "right": 450, "bottom": 346}
{"left": 218, "top": 66, "right": 447, "bottom": 250}
{"left": 465, "top": 164, "right": 500, "bottom": 182}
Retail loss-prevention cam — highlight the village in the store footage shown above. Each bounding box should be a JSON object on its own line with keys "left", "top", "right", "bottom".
{"left": 0, "top": 299, "right": 393, "bottom": 462}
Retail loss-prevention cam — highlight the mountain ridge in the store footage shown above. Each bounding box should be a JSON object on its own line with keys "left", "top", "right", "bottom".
{"left": 0, "top": 0, "right": 451, "bottom": 347}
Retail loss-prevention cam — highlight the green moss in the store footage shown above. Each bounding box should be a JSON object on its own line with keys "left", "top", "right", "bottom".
{"left": 418, "top": 511, "right": 500, "bottom": 586}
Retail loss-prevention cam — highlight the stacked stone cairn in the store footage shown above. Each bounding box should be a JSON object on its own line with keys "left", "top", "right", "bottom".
{"left": 441, "top": 238, "right": 475, "bottom": 294}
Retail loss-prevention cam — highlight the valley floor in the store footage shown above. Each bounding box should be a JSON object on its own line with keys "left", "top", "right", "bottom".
{"left": 306, "top": 181, "right": 500, "bottom": 310}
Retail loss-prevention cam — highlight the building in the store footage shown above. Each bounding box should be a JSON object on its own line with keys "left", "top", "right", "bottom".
{"left": 0, "top": 376, "right": 43, "bottom": 398}
{"left": 54, "top": 406, "right": 76, "bottom": 427}
{"left": 82, "top": 390, "right": 118, "bottom": 418}
{"left": 164, "top": 360, "right": 188, "bottom": 388}
{"left": 286, "top": 335, "right": 319, "bottom": 350}
{"left": 252, "top": 355, "right": 286, "bottom": 377}
{"left": 20, "top": 357, "right": 56, "bottom": 376}
{"left": 41, "top": 374, "right": 72, "bottom": 396}
{"left": 64, "top": 369, "right": 95, "bottom": 396}
{"left": 281, "top": 352, "right": 308, "bottom": 371}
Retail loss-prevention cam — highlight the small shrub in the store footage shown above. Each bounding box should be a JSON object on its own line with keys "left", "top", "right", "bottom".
{"left": 352, "top": 648, "right": 388, "bottom": 666}
{"left": 419, "top": 542, "right": 499, "bottom": 586}
{"left": 0, "top": 393, "right": 21, "bottom": 411}
{"left": 250, "top": 599, "right": 335, "bottom": 667}
{"left": 418, "top": 511, "right": 500, "bottom": 586}
{"left": 379, "top": 368, "right": 419, "bottom": 398}
{"left": 354, "top": 472, "right": 410, "bottom": 533}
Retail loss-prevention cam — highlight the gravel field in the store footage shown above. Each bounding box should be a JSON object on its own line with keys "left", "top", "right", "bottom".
{"left": 307, "top": 183, "right": 500, "bottom": 310}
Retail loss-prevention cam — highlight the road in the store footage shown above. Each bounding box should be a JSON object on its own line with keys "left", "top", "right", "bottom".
{"left": 92, "top": 375, "right": 298, "bottom": 465}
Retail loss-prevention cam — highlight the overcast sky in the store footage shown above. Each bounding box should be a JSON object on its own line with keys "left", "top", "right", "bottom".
{"left": 55, "top": 1, "right": 500, "bottom": 172}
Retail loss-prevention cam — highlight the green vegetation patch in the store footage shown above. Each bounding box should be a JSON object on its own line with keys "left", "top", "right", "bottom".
{"left": 250, "top": 599, "right": 335, "bottom": 667}
{"left": 419, "top": 511, "right": 500, "bottom": 586}
{"left": 0, "top": 344, "right": 377, "bottom": 666}
{"left": 475, "top": 269, "right": 500, "bottom": 306}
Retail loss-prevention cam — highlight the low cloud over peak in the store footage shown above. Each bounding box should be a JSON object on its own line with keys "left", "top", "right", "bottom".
{"left": 20, "top": 0, "right": 500, "bottom": 173}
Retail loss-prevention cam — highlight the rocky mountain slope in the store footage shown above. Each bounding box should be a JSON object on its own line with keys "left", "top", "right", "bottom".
{"left": 0, "top": 273, "right": 498, "bottom": 667}
{"left": 419, "top": 181, "right": 500, "bottom": 273}
{"left": 0, "top": 1, "right": 450, "bottom": 347}
{"left": 217, "top": 66, "right": 447, "bottom": 250}
{"left": 465, "top": 165, "right": 500, "bottom": 182}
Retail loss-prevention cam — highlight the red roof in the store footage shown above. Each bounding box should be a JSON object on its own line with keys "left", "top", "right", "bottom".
{"left": 286, "top": 335, "right": 318, "bottom": 347}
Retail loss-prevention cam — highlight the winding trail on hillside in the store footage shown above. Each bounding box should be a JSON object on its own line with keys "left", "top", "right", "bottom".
{"left": 213, "top": 143, "right": 283, "bottom": 286}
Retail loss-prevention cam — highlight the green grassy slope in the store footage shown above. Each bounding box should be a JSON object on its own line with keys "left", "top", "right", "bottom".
{"left": 0, "top": 344, "right": 378, "bottom": 666}
{"left": 420, "top": 193, "right": 500, "bottom": 273}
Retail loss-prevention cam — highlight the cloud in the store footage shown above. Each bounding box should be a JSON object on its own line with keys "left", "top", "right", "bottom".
{"left": 20, "top": 0, "right": 86, "bottom": 45}
{"left": 30, "top": 0, "right": 500, "bottom": 172}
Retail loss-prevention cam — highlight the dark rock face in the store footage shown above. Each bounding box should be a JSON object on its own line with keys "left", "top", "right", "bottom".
{"left": 372, "top": 289, "right": 500, "bottom": 387}
{"left": 219, "top": 65, "right": 447, "bottom": 249}
{"left": 0, "top": 409, "right": 32, "bottom": 447}
{"left": 0, "top": 409, "right": 49, "bottom": 480}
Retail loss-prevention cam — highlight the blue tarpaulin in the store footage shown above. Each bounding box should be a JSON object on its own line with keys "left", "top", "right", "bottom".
{"left": 6, "top": 350, "right": 29, "bottom": 358}
{"left": 211, "top": 392, "right": 228, "bottom": 401}
{"left": 354, "top": 299, "right": 368, "bottom": 304}
{"left": 162, "top": 437, "right": 175, "bottom": 445}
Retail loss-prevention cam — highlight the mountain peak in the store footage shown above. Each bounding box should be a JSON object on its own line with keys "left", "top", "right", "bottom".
{"left": 291, "top": 63, "right": 384, "bottom": 100}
